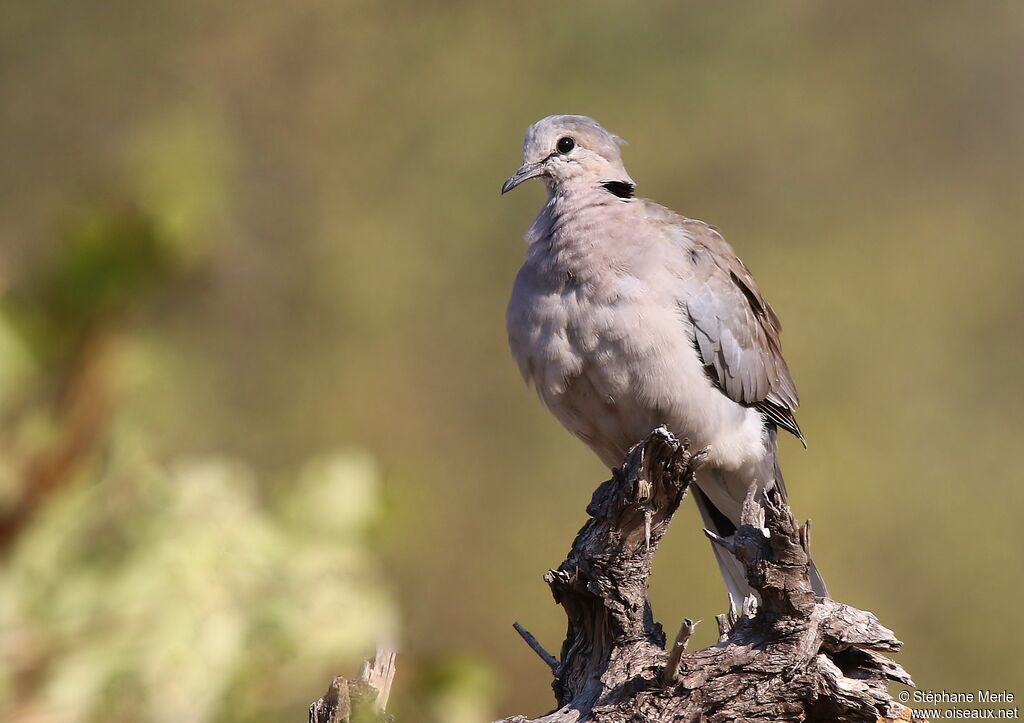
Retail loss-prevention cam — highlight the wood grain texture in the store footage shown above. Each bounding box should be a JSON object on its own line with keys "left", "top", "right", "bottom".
{"left": 496, "top": 427, "right": 918, "bottom": 723}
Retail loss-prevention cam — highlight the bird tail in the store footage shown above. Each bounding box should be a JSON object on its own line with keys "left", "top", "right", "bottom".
{"left": 692, "top": 485, "right": 753, "bottom": 612}
{"left": 693, "top": 425, "right": 828, "bottom": 612}
{"left": 766, "top": 425, "right": 829, "bottom": 600}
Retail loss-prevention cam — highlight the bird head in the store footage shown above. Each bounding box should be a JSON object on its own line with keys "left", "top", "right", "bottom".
{"left": 501, "top": 115, "right": 635, "bottom": 198}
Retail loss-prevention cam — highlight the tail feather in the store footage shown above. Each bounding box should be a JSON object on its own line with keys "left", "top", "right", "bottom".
{"left": 692, "top": 486, "right": 753, "bottom": 611}
{"left": 694, "top": 424, "right": 828, "bottom": 609}
{"left": 807, "top": 556, "right": 829, "bottom": 599}
{"left": 767, "top": 425, "right": 829, "bottom": 599}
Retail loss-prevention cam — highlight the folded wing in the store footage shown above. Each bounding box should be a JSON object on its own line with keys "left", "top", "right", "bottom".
{"left": 682, "top": 220, "right": 804, "bottom": 443}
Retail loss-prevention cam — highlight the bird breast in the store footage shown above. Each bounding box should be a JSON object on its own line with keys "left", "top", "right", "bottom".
{"left": 507, "top": 233, "right": 766, "bottom": 471}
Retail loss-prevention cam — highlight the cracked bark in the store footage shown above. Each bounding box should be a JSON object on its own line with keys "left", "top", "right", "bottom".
{"left": 495, "top": 426, "right": 918, "bottom": 723}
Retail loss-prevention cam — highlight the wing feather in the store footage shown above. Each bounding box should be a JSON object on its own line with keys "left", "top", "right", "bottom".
{"left": 681, "top": 220, "right": 805, "bottom": 443}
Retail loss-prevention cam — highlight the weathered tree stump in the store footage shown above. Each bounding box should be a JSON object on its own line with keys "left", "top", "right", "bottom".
{"left": 496, "top": 426, "right": 916, "bottom": 723}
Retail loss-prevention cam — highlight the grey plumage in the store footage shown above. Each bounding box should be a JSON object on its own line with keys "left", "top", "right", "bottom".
{"left": 503, "top": 115, "right": 826, "bottom": 607}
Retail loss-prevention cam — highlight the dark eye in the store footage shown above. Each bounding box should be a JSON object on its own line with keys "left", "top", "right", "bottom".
{"left": 556, "top": 136, "right": 575, "bottom": 154}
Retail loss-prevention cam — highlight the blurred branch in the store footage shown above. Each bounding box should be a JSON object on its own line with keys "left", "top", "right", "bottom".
{"left": 0, "top": 333, "right": 111, "bottom": 552}
{"left": 494, "top": 426, "right": 920, "bottom": 723}
{"left": 309, "top": 646, "right": 397, "bottom": 723}
{"left": 0, "top": 200, "right": 180, "bottom": 553}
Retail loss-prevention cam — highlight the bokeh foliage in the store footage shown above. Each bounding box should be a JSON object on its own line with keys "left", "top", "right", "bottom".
{"left": 0, "top": 200, "right": 397, "bottom": 721}
{"left": 0, "top": 440, "right": 394, "bottom": 722}
{"left": 1, "top": 1, "right": 1022, "bottom": 719}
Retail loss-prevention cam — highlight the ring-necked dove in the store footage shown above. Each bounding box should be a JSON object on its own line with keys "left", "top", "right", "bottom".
{"left": 502, "top": 114, "right": 827, "bottom": 608}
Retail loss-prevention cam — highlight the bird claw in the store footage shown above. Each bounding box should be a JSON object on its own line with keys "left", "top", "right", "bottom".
{"left": 703, "top": 527, "right": 736, "bottom": 554}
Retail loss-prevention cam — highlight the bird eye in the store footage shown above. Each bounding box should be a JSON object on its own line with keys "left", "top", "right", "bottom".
{"left": 556, "top": 136, "right": 576, "bottom": 154}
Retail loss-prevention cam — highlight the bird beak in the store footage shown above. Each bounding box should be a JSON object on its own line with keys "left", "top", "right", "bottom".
{"left": 501, "top": 162, "right": 544, "bottom": 194}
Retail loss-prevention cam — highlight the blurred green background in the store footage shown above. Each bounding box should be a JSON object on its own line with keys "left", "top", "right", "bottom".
{"left": 1, "top": 1, "right": 1022, "bottom": 720}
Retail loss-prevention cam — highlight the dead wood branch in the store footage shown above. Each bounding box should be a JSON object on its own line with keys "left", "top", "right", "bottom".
{"left": 496, "top": 426, "right": 917, "bottom": 723}
{"left": 309, "top": 646, "right": 396, "bottom": 723}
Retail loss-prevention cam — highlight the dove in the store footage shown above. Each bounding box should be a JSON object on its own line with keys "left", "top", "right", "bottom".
{"left": 503, "top": 114, "right": 826, "bottom": 607}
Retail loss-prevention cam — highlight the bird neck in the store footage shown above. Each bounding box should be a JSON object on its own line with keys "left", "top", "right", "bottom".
{"left": 524, "top": 187, "right": 639, "bottom": 277}
{"left": 548, "top": 181, "right": 616, "bottom": 212}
